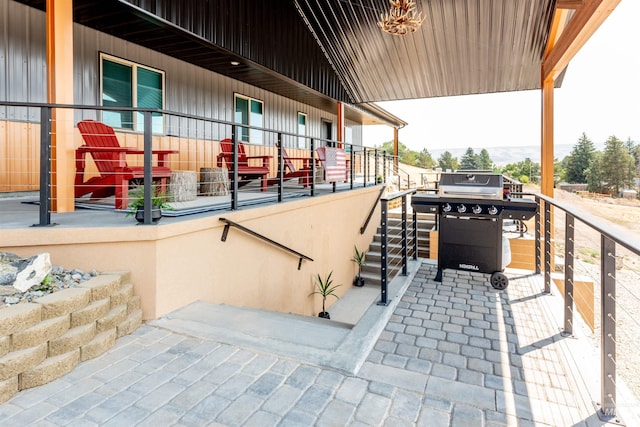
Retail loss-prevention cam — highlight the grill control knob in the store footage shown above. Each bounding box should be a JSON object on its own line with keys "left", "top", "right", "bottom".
{"left": 457, "top": 204, "right": 467, "bottom": 213}
{"left": 488, "top": 205, "right": 499, "bottom": 215}
{"left": 442, "top": 203, "right": 452, "bottom": 212}
{"left": 472, "top": 204, "right": 482, "bottom": 214}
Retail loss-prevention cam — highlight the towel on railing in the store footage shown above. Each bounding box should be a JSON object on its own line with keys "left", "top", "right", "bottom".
{"left": 324, "top": 147, "right": 346, "bottom": 183}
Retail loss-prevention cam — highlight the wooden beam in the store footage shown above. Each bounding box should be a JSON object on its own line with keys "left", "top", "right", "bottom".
{"left": 542, "top": 0, "right": 621, "bottom": 81}
{"left": 544, "top": 8, "right": 570, "bottom": 58}
{"left": 47, "top": 0, "right": 75, "bottom": 212}
{"left": 393, "top": 127, "right": 399, "bottom": 174}
{"left": 556, "top": 0, "right": 585, "bottom": 9}
{"left": 541, "top": 77, "right": 554, "bottom": 197}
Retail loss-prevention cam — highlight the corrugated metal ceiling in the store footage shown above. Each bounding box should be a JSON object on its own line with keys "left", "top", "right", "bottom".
{"left": 13, "top": 0, "right": 562, "bottom": 124}
{"left": 294, "top": 0, "right": 558, "bottom": 103}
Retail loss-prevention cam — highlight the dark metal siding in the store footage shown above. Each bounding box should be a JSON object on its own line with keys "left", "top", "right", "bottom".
{"left": 121, "top": 0, "right": 351, "bottom": 103}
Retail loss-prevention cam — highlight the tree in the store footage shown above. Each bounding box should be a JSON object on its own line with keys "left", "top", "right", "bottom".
{"left": 501, "top": 158, "right": 539, "bottom": 183}
{"left": 564, "top": 133, "right": 596, "bottom": 183}
{"left": 438, "top": 151, "right": 459, "bottom": 171}
{"left": 586, "top": 152, "right": 605, "bottom": 193}
{"left": 477, "top": 149, "right": 493, "bottom": 170}
{"left": 600, "top": 135, "right": 636, "bottom": 195}
{"left": 459, "top": 147, "right": 479, "bottom": 170}
{"left": 416, "top": 148, "right": 435, "bottom": 169}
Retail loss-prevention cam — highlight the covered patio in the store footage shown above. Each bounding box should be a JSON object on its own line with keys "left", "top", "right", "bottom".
{"left": 1, "top": 0, "right": 636, "bottom": 424}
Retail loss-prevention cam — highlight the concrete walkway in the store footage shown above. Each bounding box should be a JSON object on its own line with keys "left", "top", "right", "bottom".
{"left": 0, "top": 261, "right": 629, "bottom": 426}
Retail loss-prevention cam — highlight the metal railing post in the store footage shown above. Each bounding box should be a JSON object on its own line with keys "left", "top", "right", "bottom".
{"left": 563, "top": 213, "right": 575, "bottom": 335}
{"left": 544, "top": 200, "right": 551, "bottom": 293}
{"left": 310, "top": 138, "right": 315, "bottom": 197}
{"left": 363, "top": 148, "right": 368, "bottom": 187}
{"left": 599, "top": 235, "right": 618, "bottom": 421}
{"left": 378, "top": 198, "right": 389, "bottom": 306}
{"left": 142, "top": 111, "right": 153, "bottom": 225}
{"left": 350, "top": 144, "right": 354, "bottom": 189}
{"left": 535, "top": 196, "right": 541, "bottom": 274}
{"left": 35, "top": 106, "right": 52, "bottom": 227}
{"left": 375, "top": 148, "right": 379, "bottom": 183}
{"left": 231, "top": 126, "right": 238, "bottom": 210}
{"left": 401, "top": 194, "right": 407, "bottom": 275}
{"left": 413, "top": 209, "right": 418, "bottom": 260}
{"left": 277, "top": 133, "right": 283, "bottom": 203}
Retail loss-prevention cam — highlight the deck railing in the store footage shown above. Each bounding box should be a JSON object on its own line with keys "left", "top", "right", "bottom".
{"left": 529, "top": 192, "right": 640, "bottom": 424}
{"left": 0, "top": 101, "right": 397, "bottom": 226}
{"left": 377, "top": 189, "right": 418, "bottom": 306}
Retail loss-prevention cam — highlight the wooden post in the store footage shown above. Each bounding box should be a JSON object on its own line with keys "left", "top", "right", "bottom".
{"left": 47, "top": 0, "right": 75, "bottom": 212}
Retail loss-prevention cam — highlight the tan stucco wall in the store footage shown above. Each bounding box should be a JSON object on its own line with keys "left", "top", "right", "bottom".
{"left": 2, "top": 187, "right": 382, "bottom": 319}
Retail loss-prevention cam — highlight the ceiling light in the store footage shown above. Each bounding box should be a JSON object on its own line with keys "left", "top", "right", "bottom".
{"left": 378, "top": 0, "right": 425, "bottom": 36}
{"left": 230, "top": 61, "right": 240, "bottom": 66}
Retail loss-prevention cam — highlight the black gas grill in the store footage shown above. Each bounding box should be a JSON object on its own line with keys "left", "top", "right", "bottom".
{"left": 411, "top": 173, "right": 538, "bottom": 289}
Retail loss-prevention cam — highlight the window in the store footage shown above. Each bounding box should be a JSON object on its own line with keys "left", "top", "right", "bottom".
{"left": 234, "top": 94, "right": 264, "bottom": 145}
{"left": 100, "top": 54, "right": 164, "bottom": 133}
{"left": 297, "top": 112, "right": 307, "bottom": 148}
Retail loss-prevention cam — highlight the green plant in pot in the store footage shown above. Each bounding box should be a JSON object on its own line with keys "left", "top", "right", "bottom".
{"left": 126, "top": 185, "right": 172, "bottom": 223}
{"left": 310, "top": 271, "right": 341, "bottom": 319}
{"left": 352, "top": 246, "right": 366, "bottom": 287}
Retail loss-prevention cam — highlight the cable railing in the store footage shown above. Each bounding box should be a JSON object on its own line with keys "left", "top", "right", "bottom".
{"left": 0, "top": 101, "right": 387, "bottom": 227}
{"left": 531, "top": 192, "right": 640, "bottom": 424}
{"left": 377, "top": 189, "right": 418, "bottom": 306}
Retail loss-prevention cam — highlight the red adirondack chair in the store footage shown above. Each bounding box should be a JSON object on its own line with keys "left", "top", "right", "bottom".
{"left": 267, "top": 144, "right": 313, "bottom": 187}
{"left": 216, "top": 138, "right": 270, "bottom": 191}
{"left": 74, "top": 120, "right": 177, "bottom": 210}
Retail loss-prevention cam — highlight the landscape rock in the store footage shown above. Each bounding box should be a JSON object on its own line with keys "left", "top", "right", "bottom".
{"left": 12, "top": 253, "right": 52, "bottom": 292}
{"left": 0, "top": 252, "right": 98, "bottom": 308}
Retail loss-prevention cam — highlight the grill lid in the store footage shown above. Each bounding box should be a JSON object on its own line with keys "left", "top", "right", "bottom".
{"left": 438, "top": 173, "right": 503, "bottom": 199}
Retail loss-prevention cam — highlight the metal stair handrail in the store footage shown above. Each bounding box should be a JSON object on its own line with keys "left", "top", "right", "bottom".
{"left": 219, "top": 218, "right": 313, "bottom": 270}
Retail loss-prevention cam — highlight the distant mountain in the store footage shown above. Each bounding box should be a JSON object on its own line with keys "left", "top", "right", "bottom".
{"left": 428, "top": 143, "right": 605, "bottom": 166}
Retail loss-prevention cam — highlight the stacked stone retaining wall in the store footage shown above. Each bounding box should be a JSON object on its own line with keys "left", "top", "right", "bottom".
{"left": 0, "top": 272, "right": 142, "bottom": 403}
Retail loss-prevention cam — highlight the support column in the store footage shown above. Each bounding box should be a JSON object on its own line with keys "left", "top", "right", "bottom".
{"left": 393, "top": 127, "right": 399, "bottom": 175}
{"left": 47, "top": 0, "right": 75, "bottom": 212}
{"left": 336, "top": 102, "right": 344, "bottom": 146}
{"left": 541, "top": 76, "right": 554, "bottom": 197}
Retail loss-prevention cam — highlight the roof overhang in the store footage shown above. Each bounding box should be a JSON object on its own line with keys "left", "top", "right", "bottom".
{"left": 13, "top": 0, "right": 617, "bottom": 128}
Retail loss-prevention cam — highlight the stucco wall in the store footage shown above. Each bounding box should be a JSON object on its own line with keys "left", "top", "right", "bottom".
{"left": 2, "top": 187, "right": 382, "bottom": 319}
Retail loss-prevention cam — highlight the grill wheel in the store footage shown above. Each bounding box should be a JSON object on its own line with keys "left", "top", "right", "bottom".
{"left": 490, "top": 272, "right": 509, "bottom": 290}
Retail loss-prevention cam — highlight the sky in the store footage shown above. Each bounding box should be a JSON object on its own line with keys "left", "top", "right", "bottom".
{"left": 362, "top": 0, "right": 640, "bottom": 153}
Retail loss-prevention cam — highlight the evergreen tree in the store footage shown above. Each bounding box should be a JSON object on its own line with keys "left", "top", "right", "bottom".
{"left": 564, "top": 133, "right": 596, "bottom": 183}
{"left": 459, "top": 147, "right": 479, "bottom": 170}
{"left": 601, "top": 135, "right": 636, "bottom": 195}
{"left": 477, "top": 149, "right": 493, "bottom": 170}
{"left": 416, "top": 148, "right": 435, "bottom": 169}
{"left": 586, "top": 153, "right": 605, "bottom": 193}
{"left": 438, "top": 151, "right": 459, "bottom": 171}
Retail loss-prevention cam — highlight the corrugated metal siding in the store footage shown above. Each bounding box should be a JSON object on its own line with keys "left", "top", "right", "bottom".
{"left": 0, "top": 0, "right": 348, "bottom": 143}
{"left": 0, "top": 0, "right": 47, "bottom": 121}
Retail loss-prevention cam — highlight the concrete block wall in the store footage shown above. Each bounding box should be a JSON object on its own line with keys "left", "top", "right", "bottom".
{"left": 0, "top": 272, "right": 142, "bottom": 403}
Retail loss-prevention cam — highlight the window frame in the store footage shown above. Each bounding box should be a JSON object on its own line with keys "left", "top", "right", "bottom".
{"left": 297, "top": 112, "right": 307, "bottom": 149}
{"left": 99, "top": 53, "right": 165, "bottom": 133}
{"left": 234, "top": 93, "right": 264, "bottom": 145}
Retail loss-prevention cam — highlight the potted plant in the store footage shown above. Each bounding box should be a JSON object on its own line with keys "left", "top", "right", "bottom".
{"left": 126, "top": 185, "right": 171, "bottom": 223}
{"left": 352, "top": 246, "right": 366, "bottom": 287}
{"left": 310, "top": 271, "right": 341, "bottom": 319}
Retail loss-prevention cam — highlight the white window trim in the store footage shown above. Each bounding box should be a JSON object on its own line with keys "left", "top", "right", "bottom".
{"left": 99, "top": 53, "right": 165, "bottom": 133}
{"left": 297, "top": 112, "right": 307, "bottom": 149}
{"left": 234, "top": 93, "right": 264, "bottom": 145}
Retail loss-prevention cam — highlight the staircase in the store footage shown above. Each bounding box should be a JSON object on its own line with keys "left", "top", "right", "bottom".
{"left": 359, "top": 211, "right": 435, "bottom": 288}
